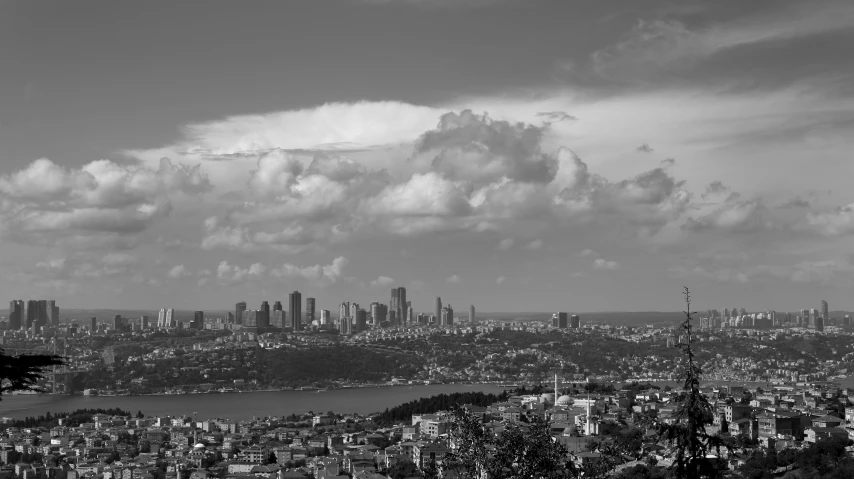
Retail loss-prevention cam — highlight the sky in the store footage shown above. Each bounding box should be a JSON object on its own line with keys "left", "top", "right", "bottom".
{"left": 1, "top": 0, "right": 853, "bottom": 313}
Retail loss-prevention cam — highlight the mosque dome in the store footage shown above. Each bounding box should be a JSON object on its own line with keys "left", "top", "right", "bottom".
{"left": 555, "top": 395, "right": 573, "bottom": 406}
{"left": 194, "top": 443, "right": 206, "bottom": 449}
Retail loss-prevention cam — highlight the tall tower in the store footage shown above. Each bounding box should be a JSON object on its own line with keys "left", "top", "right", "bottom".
{"left": 306, "top": 298, "right": 316, "bottom": 325}
{"left": 390, "top": 288, "right": 399, "bottom": 325}
{"left": 165, "top": 309, "right": 175, "bottom": 328}
{"left": 235, "top": 301, "right": 247, "bottom": 325}
{"left": 8, "top": 300, "right": 23, "bottom": 330}
{"left": 469, "top": 305, "right": 476, "bottom": 325}
{"left": 157, "top": 309, "right": 166, "bottom": 328}
{"left": 397, "top": 287, "right": 407, "bottom": 326}
{"left": 435, "top": 297, "right": 442, "bottom": 324}
{"left": 289, "top": 291, "right": 302, "bottom": 331}
{"left": 821, "top": 300, "right": 829, "bottom": 324}
{"left": 260, "top": 301, "right": 270, "bottom": 328}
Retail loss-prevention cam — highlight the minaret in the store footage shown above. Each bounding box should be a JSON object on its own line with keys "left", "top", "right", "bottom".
{"left": 586, "top": 392, "right": 592, "bottom": 436}
{"left": 554, "top": 370, "right": 559, "bottom": 399}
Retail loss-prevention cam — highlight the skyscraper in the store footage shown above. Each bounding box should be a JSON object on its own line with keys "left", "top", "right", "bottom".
{"left": 320, "top": 310, "right": 330, "bottom": 325}
{"left": 90, "top": 317, "right": 97, "bottom": 332}
{"left": 141, "top": 315, "right": 149, "bottom": 329}
{"left": 26, "top": 300, "right": 38, "bottom": 329}
{"left": 260, "top": 301, "right": 270, "bottom": 328}
{"left": 469, "top": 305, "right": 476, "bottom": 324}
{"left": 570, "top": 315, "right": 580, "bottom": 328}
{"left": 821, "top": 300, "right": 829, "bottom": 324}
{"left": 435, "top": 297, "right": 442, "bottom": 325}
{"left": 809, "top": 309, "right": 819, "bottom": 329}
{"left": 391, "top": 289, "right": 399, "bottom": 324}
{"left": 8, "top": 300, "right": 23, "bottom": 330}
{"left": 306, "top": 297, "right": 316, "bottom": 325}
{"left": 165, "top": 309, "right": 175, "bottom": 328}
{"left": 192, "top": 311, "right": 204, "bottom": 329}
{"left": 356, "top": 309, "right": 367, "bottom": 332}
{"left": 397, "top": 288, "right": 406, "bottom": 325}
{"left": 339, "top": 301, "right": 350, "bottom": 321}
{"left": 552, "top": 312, "right": 568, "bottom": 328}
{"left": 273, "top": 301, "right": 283, "bottom": 312}
{"left": 441, "top": 305, "right": 454, "bottom": 326}
{"left": 235, "top": 301, "right": 247, "bottom": 325}
{"left": 289, "top": 291, "right": 302, "bottom": 331}
{"left": 47, "top": 300, "right": 59, "bottom": 327}
{"left": 157, "top": 309, "right": 166, "bottom": 328}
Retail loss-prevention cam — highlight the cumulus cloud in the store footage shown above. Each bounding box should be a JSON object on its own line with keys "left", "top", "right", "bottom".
{"left": 370, "top": 276, "right": 395, "bottom": 287}
{"left": 579, "top": 249, "right": 598, "bottom": 258}
{"left": 805, "top": 203, "right": 854, "bottom": 236}
{"left": 683, "top": 197, "right": 768, "bottom": 232}
{"left": 497, "top": 238, "right": 515, "bottom": 250}
{"left": 270, "top": 256, "right": 348, "bottom": 286}
{"left": 636, "top": 143, "right": 654, "bottom": 153}
{"left": 496, "top": 276, "right": 506, "bottom": 284}
{"left": 778, "top": 197, "right": 811, "bottom": 209}
{"left": 524, "top": 239, "right": 543, "bottom": 250}
{"left": 216, "top": 261, "right": 267, "bottom": 284}
{"left": 593, "top": 258, "right": 620, "bottom": 270}
{"left": 167, "top": 265, "right": 191, "bottom": 279}
{"left": 34, "top": 252, "right": 138, "bottom": 281}
{"left": 447, "top": 274, "right": 462, "bottom": 283}
{"left": 0, "top": 158, "right": 210, "bottom": 247}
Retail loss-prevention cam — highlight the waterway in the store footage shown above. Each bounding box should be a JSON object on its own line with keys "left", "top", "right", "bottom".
{"left": 0, "top": 384, "right": 508, "bottom": 421}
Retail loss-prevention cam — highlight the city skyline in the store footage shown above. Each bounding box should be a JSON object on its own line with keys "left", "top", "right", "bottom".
{"left": 1, "top": 1, "right": 853, "bottom": 311}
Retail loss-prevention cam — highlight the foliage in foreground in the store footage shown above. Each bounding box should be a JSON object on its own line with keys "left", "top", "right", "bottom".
{"left": 0, "top": 348, "right": 64, "bottom": 400}
{"left": 6, "top": 408, "right": 137, "bottom": 429}
{"left": 374, "top": 391, "right": 509, "bottom": 426}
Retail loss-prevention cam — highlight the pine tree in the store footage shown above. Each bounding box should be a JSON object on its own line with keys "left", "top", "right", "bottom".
{"left": 652, "top": 288, "right": 728, "bottom": 478}
{"left": 0, "top": 348, "right": 64, "bottom": 399}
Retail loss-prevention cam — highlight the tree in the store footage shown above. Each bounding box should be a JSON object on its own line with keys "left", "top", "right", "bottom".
{"left": 387, "top": 460, "right": 422, "bottom": 479}
{"left": 0, "top": 348, "right": 64, "bottom": 399}
{"left": 650, "top": 288, "right": 728, "bottom": 478}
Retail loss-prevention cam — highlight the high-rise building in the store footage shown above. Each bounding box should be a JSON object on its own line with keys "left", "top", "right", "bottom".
{"left": 26, "top": 300, "right": 38, "bottom": 329}
{"left": 391, "top": 289, "right": 399, "bottom": 324}
{"left": 396, "top": 288, "right": 407, "bottom": 325}
{"left": 407, "top": 305, "right": 414, "bottom": 325}
{"left": 112, "top": 315, "right": 125, "bottom": 330}
{"left": 90, "top": 317, "right": 97, "bottom": 332}
{"left": 270, "top": 310, "right": 285, "bottom": 329}
{"left": 435, "top": 297, "right": 442, "bottom": 325}
{"left": 821, "top": 300, "right": 829, "bottom": 324}
{"left": 235, "top": 301, "right": 247, "bottom": 325}
{"left": 552, "top": 312, "right": 568, "bottom": 328}
{"left": 441, "top": 305, "right": 454, "bottom": 326}
{"left": 816, "top": 316, "right": 825, "bottom": 332}
{"left": 192, "top": 311, "right": 204, "bottom": 330}
{"left": 273, "top": 301, "right": 283, "bottom": 312}
{"left": 289, "top": 291, "right": 302, "bottom": 331}
{"left": 339, "top": 317, "right": 351, "bottom": 335}
{"left": 141, "top": 315, "right": 149, "bottom": 329}
{"left": 163, "top": 309, "right": 174, "bottom": 328}
{"left": 570, "top": 315, "right": 581, "bottom": 328}
{"left": 47, "top": 300, "right": 58, "bottom": 327}
{"left": 356, "top": 309, "right": 367, "bottom": 332}
{"left": 8, "top": 300, "right": 23, "bottom": 330}
{"left": 306, "top": 297, "right": 316, "bottom": 325}
{"left": 320, "top": 310, "right": 330, "bottom": 325}
{"left": 469, "top": 305, "right": 476, "bottom": 324}
{"left": 258, "top": 301, "right": 270, "bottom": 328}
{"left": 809, "top": 309, "right": 819, "bottom": 329}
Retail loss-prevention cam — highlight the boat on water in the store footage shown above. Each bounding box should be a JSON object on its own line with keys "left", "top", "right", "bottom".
{"left": 316, "top": 389, "right": 328, "bottom": 393}
{"left": 219, "top": 387, "right": 238, "bottom": 393}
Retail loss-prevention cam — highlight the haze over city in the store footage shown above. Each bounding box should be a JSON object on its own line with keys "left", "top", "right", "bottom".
{"left": 2, "top": 0, "right": 853, "bottom": 312}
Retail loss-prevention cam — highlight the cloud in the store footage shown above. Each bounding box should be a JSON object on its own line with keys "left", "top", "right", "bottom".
{"left": 447, "top": 274, "right": 462, "bottom": 283}
{"left": 579, "top": 249, "right": 598, "bottom": 258}
{"left": 370, "top": 276, "right": 395, "bottom": 287}
{"left": 524, "top": 239, "right": 543, "bottom": 250}
{"left": 805, "top": 203, "right": 854, "bottom": 236}
{"left": 167, "top": 265, "right": 191, "bottom": 279}
{"left": 33, "top": 252, "right": 138, "bottom": 281}
{"left": 778, "top": 197, "right": 812, "bottom": 209}
{"left": 0, "top": 158, "right": 210, "bottom": 247}
{"left": 270, "top": 256, "right": 349, "bottom": 286}
{"left": 636, "top": 143, "right": 654, "bottom": 153}
{"left": 593, "top": 258, "right": 620, "bottom": 270}
{"left": 497, "top": 238, "right": 515, "bottom": 250}
{"left": 683, "top": 197, "right": 768, "bottom": 233}
{"left": 496, "top": 276, "right": 506, "bottom": 284}
{"left": 536, "top": 111, "right": 578, "bottom": 125}
{"left": 216, "top": 261, "right": 267, "bottom": 284}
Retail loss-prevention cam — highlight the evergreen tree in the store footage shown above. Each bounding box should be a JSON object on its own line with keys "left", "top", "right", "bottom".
{"left": 0, "top": 348, "right": 64, "bottom": 399}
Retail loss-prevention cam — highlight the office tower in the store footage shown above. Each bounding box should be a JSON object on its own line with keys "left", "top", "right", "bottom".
{"left": 258, "top": 301, "right": 269, "bottom": 328}
{"left": 844, "top": 315, "right": 851, "bottom": 327}
{"left": 738, "top": 308, "right": 747, "bottom": 316}
{"left": 306, "top": 298, "right": 316, "bottom": 325}
{"left": 36, "top": 300, "right": 48, "bottom": 328}
{"left": 391, "top": 288, "right": 399, "bottom": 324}
{"left": 46, "top": 300, "right": 58, "bottom": 327}
{"left": 339, "top": 317, "right": 351, "bottom": 335}
{"left": 235, "top": 301, "right": 247, "bottom": 325}
{"left": 389, "top": 310, "right": 397, "bottom": 324}
{"left": 166, "top": 309, "right": 175, "bottom": 328}
{"left": 289, "top": 291, "right": 302, "bottom": 331}
{"left": 112, "top": 315, "right": 125, "bottom": 330}
{"left": 26, "top": 300, "right": 38, "bottom": 329}
{"left": 157, "top": 309, "right": 166, "bottom": 328}
{"left": 723, "top": 308, "right": 730, "bottom": 319}
{"left": 441, "top": 305, "right": 454, "bottom": 326}
{"left": 552, "top": 312, "right": 568, "bottom": 328}
{"left": 435, "top": 297, "right": 442, "bottom": 325}
{"left": 320, "top": 310, "right": 330, "bottom": 325}
{"left": 193, "top": 311, "right": 204, "bottom": 330}
{"left": 226, "top": 312, "right": 234, "bottom": 323}
{"left": 821, "top": 300, "right": 829, "bottom": 324}
{"left": 469, "top": 305, "right": 476, "bottom": 324}
{"left": 570, "top": 315, "right": 580, "bottom": 328}
{"left": 273, "top": 301, "right": 283, "bottom": 313}
{"left": 271, "top": 309, "right": 285, "bottom": 329}
{"left": 397, "top": 288, "right": 407, "bottom": 325}
{"left": 90, "top": 317, "right": 97, "bottom": 332}
{"left": 8, "top": 300, "right": 23, "bottom": 330}
{"left": 370, "top": 302, "right": 380, "bottom": 325}
{"left": 407, "top": 305, "right": 414, "bottom": 325}
{"left": 141, "top": 316, "right": 149, "bottom": 329}
{"left": 809, "top": 309, "right": 819, "bottom": 329}
{"left": 816, "top": 316, "right": 825, "bottom": 332}
{"left": 356, "top": 309, "right": 367, "bottom": 332}
{"left": 242, "top": 310, "right": 258, "bottom": 327}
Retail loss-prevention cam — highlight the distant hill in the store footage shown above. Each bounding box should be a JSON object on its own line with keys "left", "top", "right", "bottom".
{"left": 0, "top": 309, "right": 231, "bottom": 323}
{"left": 476, "top": 311, "right": 686, "bottom": 325}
